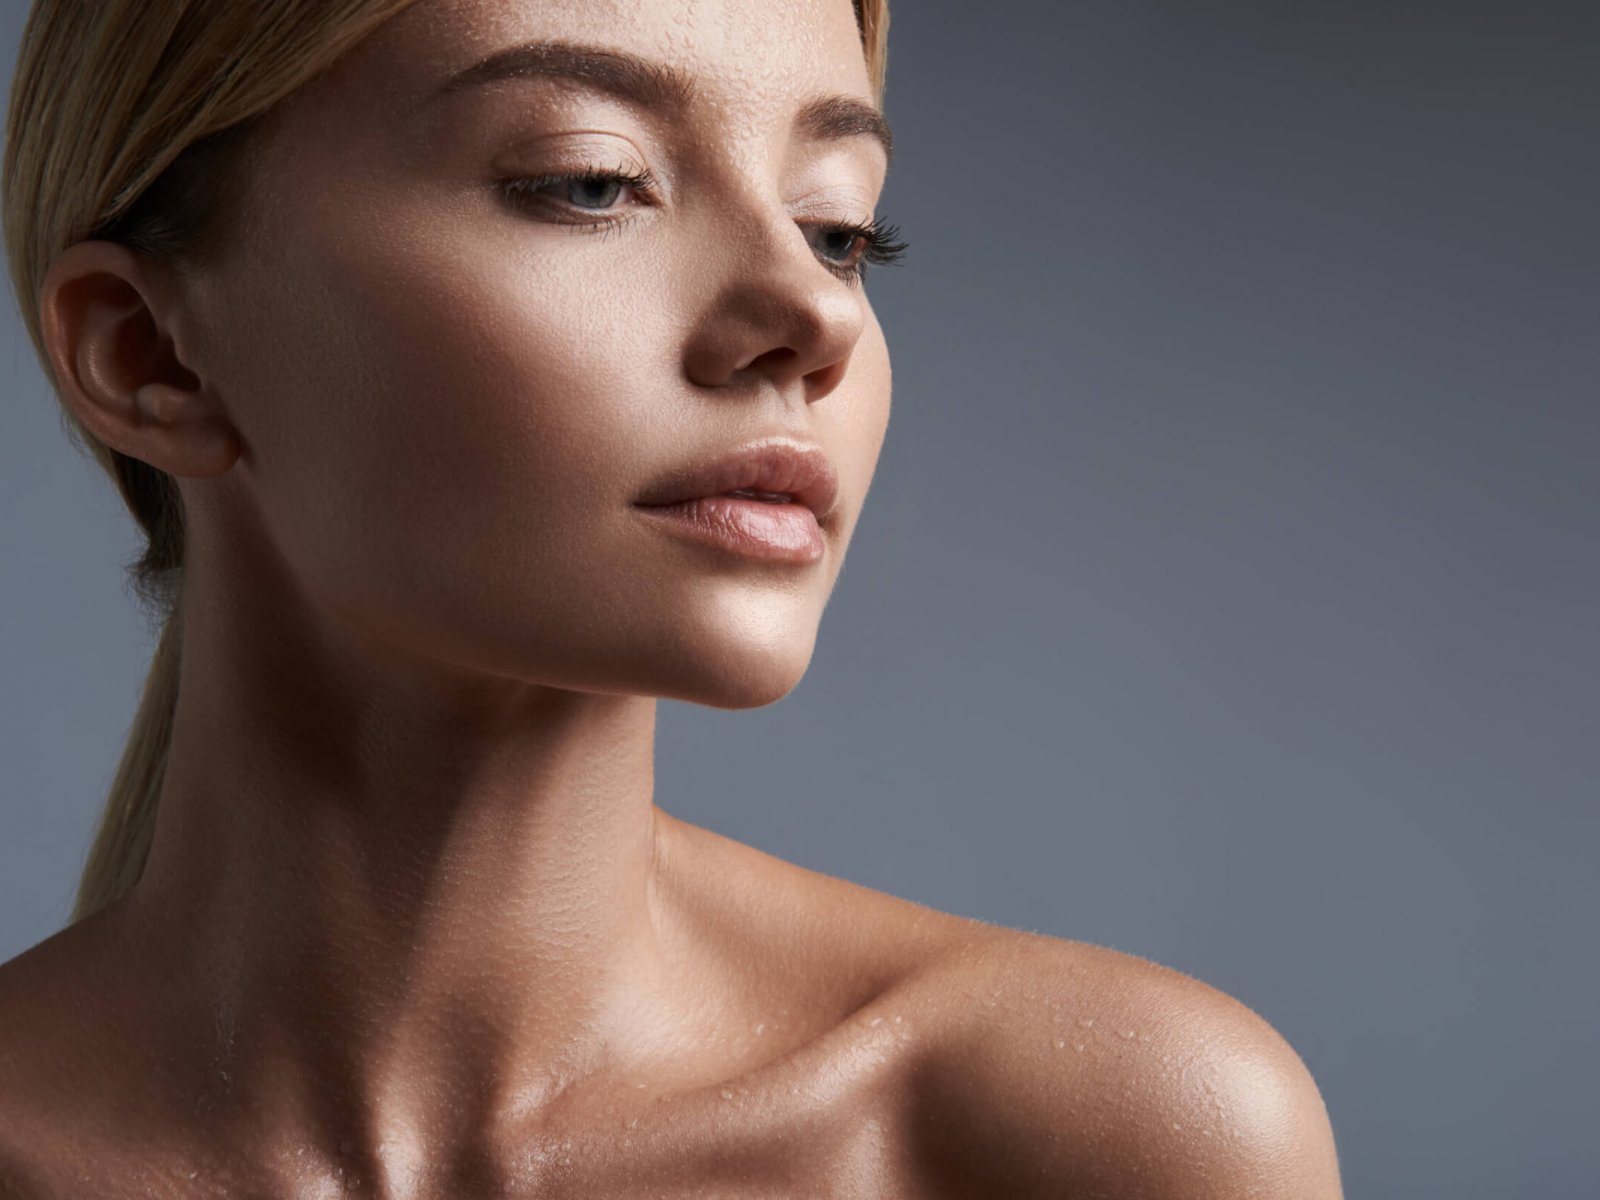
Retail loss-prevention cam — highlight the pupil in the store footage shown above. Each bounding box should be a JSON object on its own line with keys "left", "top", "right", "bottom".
{"left": 570, "top": 178, "right": 622, "bottom": 208}
{"left": 826, "top": 230, "right": 858, "bottom": 259}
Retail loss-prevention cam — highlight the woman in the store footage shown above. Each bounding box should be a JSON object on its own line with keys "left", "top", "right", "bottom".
{"left": 0, "top": 0, "right": 1343, "bottom": 1194}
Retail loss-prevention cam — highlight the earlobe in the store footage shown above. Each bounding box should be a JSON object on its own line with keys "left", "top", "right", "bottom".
{"left": 37, "top": 239, "right": 241, "bottom": 479}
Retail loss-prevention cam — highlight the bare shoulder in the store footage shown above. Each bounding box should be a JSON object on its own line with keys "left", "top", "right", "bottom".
{"left": 609, "top": 813, "right": 1343, "bottom": 1195}
{"left": 903, "top": 929, "right": 1345, "bottom": 1199}
{"left": 0, "top": 929, "right": 104, "bottom": 1198}
{"left": 653, "top": 809, "right": 1006, "bottom": 996}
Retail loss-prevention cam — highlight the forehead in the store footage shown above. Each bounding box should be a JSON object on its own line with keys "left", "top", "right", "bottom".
{"left": 224, "top": 0, "right": 879, "bottom": 265}
{"left": 321, "top": 0, "right": 872, "bottom": 123}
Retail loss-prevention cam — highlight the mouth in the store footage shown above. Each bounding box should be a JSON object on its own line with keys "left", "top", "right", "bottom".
{"left": 632, "top": 438, "right": 840, "bottom": 524}
{"left": 632, "top": 491, "right": 826, "bottom": 564}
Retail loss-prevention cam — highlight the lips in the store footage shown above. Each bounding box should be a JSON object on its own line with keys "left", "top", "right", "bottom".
{"left": 633, "top": 438, "right": 840, "bottom": 523}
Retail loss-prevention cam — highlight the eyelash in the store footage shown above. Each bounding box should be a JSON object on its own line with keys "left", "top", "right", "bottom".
{"left": 496, "top": 166, "right": 909, "bottom": 285}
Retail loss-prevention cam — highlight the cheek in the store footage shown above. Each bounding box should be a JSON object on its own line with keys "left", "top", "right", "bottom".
{"left": 226, "top": 216, "right": 678, "bottom": 661}
{"left": 211, "top": 192, "right": 886, "bottom": 701}
{"left": 821, "top": 310, "right": 892, "bottom": 546}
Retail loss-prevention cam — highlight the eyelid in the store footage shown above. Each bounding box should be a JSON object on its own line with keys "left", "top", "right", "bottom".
{"left": 496, "top": 166, "right": 908, "bottom": 283}
{"left": 496, "top": 164, "right": 661, "bottom": 219}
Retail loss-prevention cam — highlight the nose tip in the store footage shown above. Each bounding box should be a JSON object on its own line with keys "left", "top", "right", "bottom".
{"left": 684, "top": 218, "right": 867, "bottom": 395}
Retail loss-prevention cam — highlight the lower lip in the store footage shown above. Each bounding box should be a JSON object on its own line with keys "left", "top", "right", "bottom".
{"left": 633, "top": 495, "right": 825, "bottom": 564}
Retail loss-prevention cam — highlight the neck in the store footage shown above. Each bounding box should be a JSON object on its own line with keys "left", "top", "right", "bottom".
{"left": 118, "top": 554, "right": 684, "bottom": 1175}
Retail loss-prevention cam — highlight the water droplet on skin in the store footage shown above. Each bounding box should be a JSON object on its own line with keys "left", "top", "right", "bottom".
{"left": 1122, "top": 1030, "right": 1137, "bottom": 1039}
{"left": 892, "top": 1015, "right": 902, "bottom": 1024}
{"left": 1078, "top": 1018, "right": 1095, "bottom": 1028}
{"left": 720, "top": 1089, "right": 734, "bottom": 1100}
{"left": 1075, "top": 1044, "right": 1086, "bottom": 1051}
{"left": 1171, "top": 1122, "right": 1183, "bottom": 1131}
{"left": 754, "top": 1022, "right": 766, "bottom": 1035}
{"left": 1053, "top": 1039, "right": 1066, "bottom": 1050}
{"left": 868, "top": 1016, "right": 882, "bottom": 1027}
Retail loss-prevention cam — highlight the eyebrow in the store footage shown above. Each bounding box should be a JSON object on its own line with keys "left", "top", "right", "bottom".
{"left": 428, "top": 39, "right": 893, "bottom": 166}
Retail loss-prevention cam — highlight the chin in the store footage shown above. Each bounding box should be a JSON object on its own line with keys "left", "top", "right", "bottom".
{"left": 651, "top": 631, "right": 820, "bottom": 711}
{"left": 693, "top": 671, "right": 810, "bottom": 712}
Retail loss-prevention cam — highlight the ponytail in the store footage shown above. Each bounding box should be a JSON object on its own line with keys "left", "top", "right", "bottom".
{"left": 4, "top": 0, "right": 427, "bottom": 924}
{"left": 69, "top": 601, "right": 182, "bottom": 922}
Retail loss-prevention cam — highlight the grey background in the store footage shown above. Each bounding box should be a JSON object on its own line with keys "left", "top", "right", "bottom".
{"left": 3, "top": 2, "right": 1595, "bottom": 1195}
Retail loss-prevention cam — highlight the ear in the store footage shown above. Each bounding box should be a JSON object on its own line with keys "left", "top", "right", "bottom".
{"left": 37, "top": 239, "right": 240, "bottom": 479}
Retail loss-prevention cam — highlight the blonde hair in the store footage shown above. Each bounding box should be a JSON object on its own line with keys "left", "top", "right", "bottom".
{"left": 3, "top": 0, "right": 890, "bottom": 926}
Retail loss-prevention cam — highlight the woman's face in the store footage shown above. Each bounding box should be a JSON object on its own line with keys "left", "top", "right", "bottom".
{"left": 181, "top": 0, "right": 892, "bottom": 707}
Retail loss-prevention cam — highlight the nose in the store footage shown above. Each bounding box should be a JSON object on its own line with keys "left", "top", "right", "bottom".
{"left": 681, "top": 204, "right": 867, "bottom": 402}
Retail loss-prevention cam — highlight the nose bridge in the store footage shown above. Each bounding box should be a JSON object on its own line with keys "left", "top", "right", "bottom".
{"left": 682, "top": 161, "right": 865, "bottom": 393}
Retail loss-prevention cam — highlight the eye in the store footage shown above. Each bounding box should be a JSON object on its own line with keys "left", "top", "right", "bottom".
{"left": 495, "top": 168, "right": 910, "bottom": 284}
{"left": 802, "top": 217, "right": 910, "bottom": 286}
{"left": 560, "top": 176, "right": 628, "bottom": 209}
{"left": 497, "top": 166, "right": 659, "bottom": 220}
{"left": 814, "top": 226, "right": 860, "bottom": 261}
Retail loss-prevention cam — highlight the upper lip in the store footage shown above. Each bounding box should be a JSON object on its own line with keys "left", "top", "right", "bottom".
{"left": 634, "top": 437, "right": 840, "bottom": 523}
